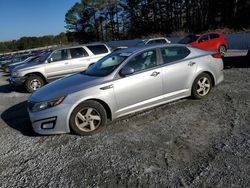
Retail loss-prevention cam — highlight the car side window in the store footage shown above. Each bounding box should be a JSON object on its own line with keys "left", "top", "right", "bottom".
{"left": 50, "top": 49, "right": 68, "bottom": 62}
{"left": 161, "top": 47, "right": 190, "bottom": 64}
{"left": 160, "top": 39, "right": 167, "bottom": 44}
{"left": 199, "top": 34, "right": 210, "bottom": 42}
{"left": 70, "top": 47, "right": 88, "bottom": 59}
{"left": 209, "top": 33, "right": 219, "bottom": 39}
{"left": 123, "top": 50, "right": 157, "bottom": 73}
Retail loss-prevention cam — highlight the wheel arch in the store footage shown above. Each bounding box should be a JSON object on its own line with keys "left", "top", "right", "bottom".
{"left": 24, "top": 72, "right": 47, "bottom": 83}
{"left": 67, "top": 97, "right": 113, "bottom": 129}
{"left": 192, "top": 70, "right": 216, "bottom": 88}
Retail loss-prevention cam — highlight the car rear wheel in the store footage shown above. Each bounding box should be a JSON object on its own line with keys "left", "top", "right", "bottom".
{"left": 25, "top": 75, "right": 44, "bottom": 93}
{"left": 69, "top": 100, "right": 107, "bottom": 136}
{"left": 218, "top": 45, "right": 227, "bottom": 55}
{"left": 192, "top": 73, "right": 212, "bottom": 99}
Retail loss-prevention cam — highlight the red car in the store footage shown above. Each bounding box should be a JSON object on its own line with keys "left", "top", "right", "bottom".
{"left": 179, "top": 32, "right": 228, "bottom": 55}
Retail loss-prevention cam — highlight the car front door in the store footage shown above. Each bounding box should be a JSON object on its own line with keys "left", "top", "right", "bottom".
{"left": 113, "top": 49, "right": 163, "bottom": 117}
{"left": 45, "top": 49, "right": 72, "bottom": 79}
{"left": 160, "top": 46, "right": 197, "bottom": 99}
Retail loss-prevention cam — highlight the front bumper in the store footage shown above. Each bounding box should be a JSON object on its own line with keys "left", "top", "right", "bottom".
{"left": 9, "top": 76, "right": 25, "bottom": 86}
{"left": 28, "top": 102, "right": 71, "bottom": 135}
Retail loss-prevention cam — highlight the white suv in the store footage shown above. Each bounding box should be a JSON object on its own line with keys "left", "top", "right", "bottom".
{"left": 10, "top": 43, "right": 111, "bottom": 92}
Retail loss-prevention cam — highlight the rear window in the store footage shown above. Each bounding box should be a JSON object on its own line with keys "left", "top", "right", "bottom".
{"left": 70, "top": 47, "right": 88, "bottom": 58}
{"left": 86, "top": 45, "right": 109, "bottom": 55}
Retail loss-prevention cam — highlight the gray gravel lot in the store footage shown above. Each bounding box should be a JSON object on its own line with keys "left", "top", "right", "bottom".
{"left": 0, "top": 53, "right": 249, "bottom": 187}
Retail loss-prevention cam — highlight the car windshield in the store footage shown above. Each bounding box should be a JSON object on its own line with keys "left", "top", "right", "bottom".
{"left": 136, "top": 41, "right": 146, "bottom": 46}
{"left": 37, "top": 52, "right": 51, "bottom": 63}
{"left": 178, "top": 35, "right": 199, "bottom": 44}
{"left": 27, "top": 56, "right": 40, "bottom": 63}
{"left": 84, "top": 53, "right": 129, "bottom": 77}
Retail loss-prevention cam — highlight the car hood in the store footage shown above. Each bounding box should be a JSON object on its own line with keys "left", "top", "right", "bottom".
{"left": 29, "top": 73, "right": 108, "bottom": 102}
{"left": 14, "top": 61, "right": 42, "bottom": 72}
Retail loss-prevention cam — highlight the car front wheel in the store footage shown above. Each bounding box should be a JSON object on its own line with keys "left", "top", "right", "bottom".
{"left": 69, "top": 100, "right": 107, "bottom": 136}
{"left": 192, "top": 73, "right": 212, "bottom": 99}
{"left": 25, "top": 75, "right": 44, "bottom": 93}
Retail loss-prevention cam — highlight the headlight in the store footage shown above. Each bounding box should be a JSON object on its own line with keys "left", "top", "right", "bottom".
{"left": 12, "top": 70, "right": 19, "bottom": 77}
{"left": 29, "top": 96, "right": 66, "bottom": 112}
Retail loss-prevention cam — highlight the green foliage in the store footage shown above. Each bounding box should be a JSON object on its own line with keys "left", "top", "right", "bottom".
{"left": 0, "top": 33, "right": 69, "bottom": 53}
{"left": 65, "top": 0, "right": 250, "bottom": 42}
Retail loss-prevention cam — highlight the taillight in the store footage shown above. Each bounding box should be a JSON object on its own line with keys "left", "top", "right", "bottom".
{"left": 212, "top": 53, "right": 222, "bottom": 58}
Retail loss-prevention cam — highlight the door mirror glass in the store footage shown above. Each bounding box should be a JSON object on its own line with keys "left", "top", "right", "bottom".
{"left": 120, "top": 66, "right": 135, "bottom": 77}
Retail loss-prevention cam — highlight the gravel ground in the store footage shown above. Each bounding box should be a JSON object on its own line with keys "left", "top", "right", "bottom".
{"left": 0, "top": 53, "right": 249, "bottom": 187}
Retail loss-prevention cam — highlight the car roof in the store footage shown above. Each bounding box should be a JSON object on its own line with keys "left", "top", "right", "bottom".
{"left": 199, "top": 31, "right": 223, "bottom": 36}
{"left": 116, "top": 44, "right": 191, "bottom": 54}
{"left": 53, "top": 43, "right": 108, "bottom": 51}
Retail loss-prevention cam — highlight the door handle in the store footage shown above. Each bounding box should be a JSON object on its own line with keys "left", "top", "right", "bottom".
{"left": 150, "top": 71, "right": 160, "bottom": 77}
{"left": 64, "top": 62, "right": 69, "bottom": 65}
{"left": 100, "top": 84, "right": 113, "bottom": 90}
{"left": 188, "top": 61, "right": 196, "bottom": 66}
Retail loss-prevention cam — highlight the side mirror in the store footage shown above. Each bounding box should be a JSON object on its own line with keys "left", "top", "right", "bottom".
{"left": 48, "top": 57, "right": 53, "bottom": 63}
{"left": 120, "top": 66, "right": 135, "bottom": 77}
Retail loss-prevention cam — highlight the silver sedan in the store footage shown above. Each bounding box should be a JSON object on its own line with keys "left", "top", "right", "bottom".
{"left": 28, "top": 44, "right": 224, "bottom": 135}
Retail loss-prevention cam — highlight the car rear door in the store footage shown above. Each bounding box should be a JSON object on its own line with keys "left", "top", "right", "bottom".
{"left": 45, "top": 49, "right": 72, "bottom": 79}
{"left": 69, "top": 47, "right": 92, "bottom": 72}
{"left": 113, "top": 49, "right": 163, "bottom": 117}
{"left": 160, "top": 46, "right": 197, "bottom": 99}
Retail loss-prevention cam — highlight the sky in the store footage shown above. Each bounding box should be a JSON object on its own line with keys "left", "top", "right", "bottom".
{"left": 0, "top": 0, "right": 79, "bottom": 42}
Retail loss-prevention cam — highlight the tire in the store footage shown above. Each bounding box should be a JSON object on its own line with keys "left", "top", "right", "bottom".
{"left": 218, "top": 45, "right": 227, "bottom": 55}
{"left": 69, "top": 100, "right": 107, "bottom": 136}
{"left": 191, "top": 73, "right": 212, "bottom": 99}
{"left": 25, "top": 75, "right": 44, "bottom": 93}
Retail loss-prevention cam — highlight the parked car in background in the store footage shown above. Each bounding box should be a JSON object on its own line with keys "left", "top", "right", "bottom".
{"left": 9, "top": 43, "right": 111, "bottom": 92}
{"left": 27, "top": 44, "right": 224, "bottom": 135}
{"left": 136, "top": 37, "right": 171, "bottom": 46}
{"left": 111, "top": 46, "right": 128, "bottom": 52}
{"left": 2, "top": 55, "right": 34, "bottom": 72}
{"left": 1, "top": 54, "right": 32, "bottom": 71}
{"left": 178, "top": 32, "right": 228, "bottom": 55}
{"left": 8, "top": 56, "right": 41, "bottom": 73}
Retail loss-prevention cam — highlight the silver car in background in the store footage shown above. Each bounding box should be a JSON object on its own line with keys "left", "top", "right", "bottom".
{"left": 28, "top": 44, "right": 224, "bottom": 135}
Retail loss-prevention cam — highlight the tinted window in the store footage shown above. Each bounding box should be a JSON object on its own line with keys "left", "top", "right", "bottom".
{"left": 50, "top": 49, "right": 68, "bottom": 62}
{"left": 210, "top": 33, "right": 220, "bottom": 39}
{"left": 70, "top": 47, "right": 88, "bottom": 58}
{"left": 147, "top": 39, "right": 166, "bottom": 45}
{"left": 86, "top": 45, "right": 109, "bottom": 55}
{"left": 136, "top": 41, "right": 146, "bottom": 46}
{"left": 199, "top": 34, "right": 210, "bottom": 42}
{"left": 124, "top": 50, "right": 157, "bottom": 72}
{"left": 161, "top": 47, "right": 190, "bottom": 64}
{"left": 178, "top": 35, "right": 199, "bottom": 44}
{"left": 160, "top": 39, "right": 167, "bottom": 44}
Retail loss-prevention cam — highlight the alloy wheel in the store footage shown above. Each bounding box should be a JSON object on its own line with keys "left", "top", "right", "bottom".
{"left": 30, "top": 79, "right": 42, "bottom": 91}
{"left": 75, "top": 107, "right": 101, "bottom": 132}
{"left": 196, "top": 77, "right": 211, "bottom": 96}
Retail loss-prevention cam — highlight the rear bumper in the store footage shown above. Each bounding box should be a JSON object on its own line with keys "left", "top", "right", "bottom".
{"left": 9, "top": 76, "right": 25, "bottom": 86}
